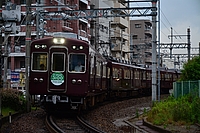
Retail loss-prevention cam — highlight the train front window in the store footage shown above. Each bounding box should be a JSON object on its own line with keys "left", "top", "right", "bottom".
{"left": 69, "top": 54, "right": 86, "bottom": 73}
{"left": 52, "top": 53, "right": 65, "bottom": 72}
{"left": 32, "top": 53, "right": 47, "bottom": 71}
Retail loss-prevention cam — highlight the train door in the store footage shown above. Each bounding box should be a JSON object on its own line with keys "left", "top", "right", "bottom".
{"left": 48, "top": 46, "right": 67, "bottom": 92}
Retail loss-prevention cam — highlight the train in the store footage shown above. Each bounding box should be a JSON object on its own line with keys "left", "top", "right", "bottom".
{"left": 29, "top": 35, "right": 181, "bottom": 111}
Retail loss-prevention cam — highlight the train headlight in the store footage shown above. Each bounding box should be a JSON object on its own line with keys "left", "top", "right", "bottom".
{"left": 79, "top": 46, "right": 83, "bottom": 50}
{"left": 41, "top": 45, "right": 47, "bottom": 49}
{"left": 39, "top": 78, "right": 44, "bottom": 82}
{"left": 35, "top": 45, "right": 40, "bottom": 49}
{"left": 53, "top": 38, "right": 58, "bottom": 44}
{"left": 72, "top": 79, "right": 76, "bottom": 84}
{"left": 53, "top": 37, "right": 65, "bottom": 44}
{"left": 72, "top": 45, "right": 76, "bottom": 49}
{"left": 34, "top": 78, "right": 38, "bottom": 82}
{"left": 60, "top": 38, "right": 65, "bottom": 44}
{"left": 77, "top": 79, "right": 82, "bottom": 84}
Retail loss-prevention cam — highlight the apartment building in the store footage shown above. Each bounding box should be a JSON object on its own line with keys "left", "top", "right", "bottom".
{"left": 2, "top": 0, "right": 91, "bottom": 89}
{"left": 104, "top": 0, "right": 130, "bottom": 61}
{"left": 130, "top": 19, "right": 152, "bottom": 65}
{"left": 1, "top": 0, "right": 131, "bottom": 89}
{"left": 89, "top": 0, "right": 112, "bottom": 56}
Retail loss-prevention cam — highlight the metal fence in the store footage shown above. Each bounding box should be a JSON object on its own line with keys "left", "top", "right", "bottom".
{"left": 173, "top": 80, "right": 200, "bottom": 98}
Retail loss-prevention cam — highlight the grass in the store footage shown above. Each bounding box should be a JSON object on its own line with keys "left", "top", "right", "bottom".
{"left": 1, "top": 107, "right": 16, "bottom": 117}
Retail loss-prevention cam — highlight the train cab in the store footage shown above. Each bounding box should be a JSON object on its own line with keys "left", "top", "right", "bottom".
{"left": 29, "top": 36, "right": 91, "bottom": 109}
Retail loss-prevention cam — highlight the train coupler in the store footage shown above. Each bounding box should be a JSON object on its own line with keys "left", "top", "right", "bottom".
{"left": 71, "top": 103, "right": 78, "bottom": 110}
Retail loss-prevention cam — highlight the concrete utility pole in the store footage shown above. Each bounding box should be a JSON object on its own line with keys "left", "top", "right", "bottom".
{"left": 157, "top": 0, "right": 160, "bottom": 101}
{"left": 25, "top": 0, "right": 31, "bottom": 112}
{"left": 121, "top": 30, "right": 123, "bottom": 60}
{"left": 0, "top": 0, "right": 3, "bottom": 117}
{"left": 187, "top": 28, "right": 191, "bottom": 61}
{"left": 170, "top": 27, "right": 173, "bottom": 59}
{"left": 199, "top": 42, "right": 200, "bottom": 56}
{"left": 3, "top": 33, "right": 8, "bottom": 89}
{"left": 151, "top": 0, "right": 157, "bottom": 102}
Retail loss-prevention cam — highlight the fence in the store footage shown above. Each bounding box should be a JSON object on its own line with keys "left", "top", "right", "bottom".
{"left": 173, "top": 80, "right": 200, "bottom": 98}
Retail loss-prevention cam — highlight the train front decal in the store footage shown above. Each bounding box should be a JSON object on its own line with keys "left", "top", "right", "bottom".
{"left": 50, "top": 72, "right": 64, "bottom": 86}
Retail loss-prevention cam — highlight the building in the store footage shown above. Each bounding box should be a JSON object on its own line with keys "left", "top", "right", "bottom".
{"left": 90, "top": 0, "right": 130, "bottom": 60}
{"left": 130, "top": 19, "right": 152, "bottom": 65}
{"left": 89, "top": 0, "right": 112, "bottom": 56}
{"left": 107, "top": 0, "right": 130, "bottom": 61}
{"left": 2, "top": 0, "right": 92, "bottom": 89}
{"left": 1, "top": 0, "right": 132, "bottom": 89}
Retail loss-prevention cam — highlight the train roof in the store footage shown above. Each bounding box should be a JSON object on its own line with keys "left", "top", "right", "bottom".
{"left": 31, "top": 36, "right": 89, "bottom": 44}
{"left": 107, "top": 60, "right": 146, "bottom": 70}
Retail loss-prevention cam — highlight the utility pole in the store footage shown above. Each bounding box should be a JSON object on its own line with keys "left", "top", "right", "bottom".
{"left": 151, "top": 0, "right": 157, "bottom": 102}
{"left": 90, "top": 4, "right": 95, "bottom": 47}
{"left": 25, "top": 0, "right": 31, "bottom": 112}
{"left": 157, "top": 0, "right": 160, "bottom": 102}
{"left": 199, "top": 42, "right": 200, "bottom": 56}
{"left": 36, "top": 1, "right": 39, "bottom": 39}
{"left": 187, "top": 28, "right": 191, "bottom": 61}
{"left": 3, "top": 0, "right": 10, "bottom": 90}
{"left": 121, "top": 30, "right": 123, "bottom": 60}
{"left": 169, "top": 27, "right": 173, "bottom": 59}
{"left": 0, "top": 0, "right": 3, "bottom": 117}
{"left": 109, "top": 21, "right": 112, "bottom": 56}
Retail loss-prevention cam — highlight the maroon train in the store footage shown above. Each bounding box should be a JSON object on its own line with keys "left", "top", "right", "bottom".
{"left": 29, "top": 36, "right": 180, "bottom": 111}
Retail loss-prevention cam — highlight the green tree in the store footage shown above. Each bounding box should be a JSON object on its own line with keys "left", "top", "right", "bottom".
{"left": 180, "top": 56, "right": 200, "bottom": 81}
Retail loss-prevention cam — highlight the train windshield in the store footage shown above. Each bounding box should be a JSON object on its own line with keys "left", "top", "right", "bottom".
{"left": 32, "top": 53, "right": 47, "bottom": 71}
{"left": 69, "top": 54, "right": 86, "bottom": 73}
{"left": 52, "top": 53, "right": 65, "bottom": 72}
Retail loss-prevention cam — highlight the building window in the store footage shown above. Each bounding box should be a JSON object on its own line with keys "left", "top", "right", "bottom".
{"left": 20, "top": 0, "right": 26, "bottom": 4}
{"left": 20, "top": 61, "right": 25, "bottom": 68}
{"left": 133, "top": 35, "right": 138, "bottom": 39}
{"left": 135, "top": 24, "right": 141, "bottom": 28}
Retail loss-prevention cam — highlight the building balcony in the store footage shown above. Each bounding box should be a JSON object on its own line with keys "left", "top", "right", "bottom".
{"left": 79, "top": 11, "right": 89, "bottom": 23}
{"left": 2, "top": 46, "right": 26, "bottom": 57}
{"left": 145, "top": 49, "right": 152, "bottom": 53}
{"left": 114, "top": 17, "right": 128, "bottom": 28}
{"left": 80, "top": 0, "right": 88, "bottom": 5}
{"left": 145, "top": 57, "right": 152, "bottom": 63}
{"left": 79, "top": 30, "right": 87, "bottom": 38}
{"left": 122, "top": 31, "right": 129, "bottom": 40}
{"left": 62, "top": 26, "right": 73, "bottom": 32}
{"left": 111, "top": 41, "right": 128, "bottom": 52}
{"left": 114, "top": 2, "right": 126, "bottom": 9}
{"left": 111, "top": 28, "right": 129, "bottom": 40}
{"left": 78, "top": 30, "right": 89, "bottom": 42}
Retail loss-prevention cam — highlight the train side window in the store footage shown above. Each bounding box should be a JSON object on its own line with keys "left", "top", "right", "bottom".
{"left": 96, "top": 61, "right": 101, "bottom": 76}
{"left": 119, "top": 69, "right": 122, "bottom": 79}
{"left": 32, "top": 53, "right": 47, "bottom": 71}
{"left": 69, "top": 54, "right": 86, "bottom": 73}
{"left": 103, "top": 65, "right": 106, "bottom": 78}
{"left": 143, "top": 71, "right": 146, "bottom": 80}
{"left": 124, "top": 69, "right": 130, "bottom": 79}
{"left": 131, "top": 70, "right": 133, "bottom": 79}
{"left": 107, "top": 67, "right": 110, "bottom": 78}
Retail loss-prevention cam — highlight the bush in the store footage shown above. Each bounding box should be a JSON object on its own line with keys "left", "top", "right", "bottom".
{"left": 147, "top": 94, "right": 200, "bottom": 125}
{"left": 1, "top": 88, "right": 26, "bottom": 111}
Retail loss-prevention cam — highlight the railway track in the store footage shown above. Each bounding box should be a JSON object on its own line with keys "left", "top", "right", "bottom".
{"left": 45, "top": 114, "right": 106, "bottom": 133}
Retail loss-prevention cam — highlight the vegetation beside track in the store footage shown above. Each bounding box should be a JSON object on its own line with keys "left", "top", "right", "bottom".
{"left": 1, "top": 88, "right": 26, "bottom": 116}
{"left": 146, "top": 94, "right": 200, "bottom": 126}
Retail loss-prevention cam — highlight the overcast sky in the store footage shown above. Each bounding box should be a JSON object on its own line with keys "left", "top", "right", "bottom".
{"left": 160, "top": 0, "right": 200, "bottom": 46}
{"left": 130, "top": 0, "right": 200, "bottom": 54}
